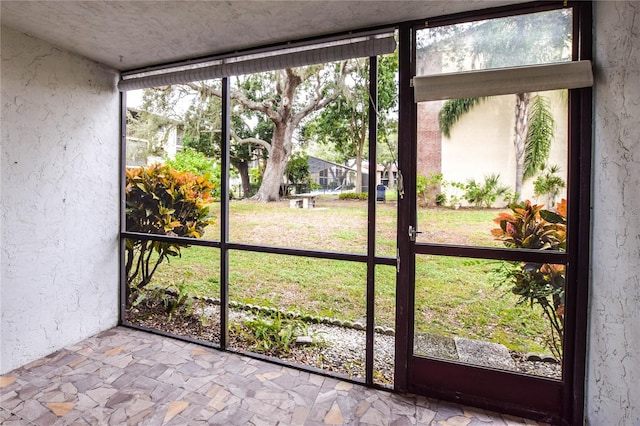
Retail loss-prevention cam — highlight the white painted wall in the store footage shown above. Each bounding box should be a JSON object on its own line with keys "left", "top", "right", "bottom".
{"left": 587, "top": 2, "right": 640, "bottom": 424}
{"left": 440, "top": 90, "right": 568, "bottom": 206}
{"left": 0, "top": 26, "right": 120, "bottom": 373}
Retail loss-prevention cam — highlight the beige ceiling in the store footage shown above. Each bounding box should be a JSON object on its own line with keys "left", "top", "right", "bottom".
{"left": 1, "top": 1, "right": 523, "bottom": 71}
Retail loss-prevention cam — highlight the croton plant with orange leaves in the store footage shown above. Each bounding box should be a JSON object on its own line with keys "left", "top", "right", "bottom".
{"left": 492, "top": 199, "right": 567, "bottom": 359}
{"left": 124, "top": 164, "right": 216, "bottom": 300}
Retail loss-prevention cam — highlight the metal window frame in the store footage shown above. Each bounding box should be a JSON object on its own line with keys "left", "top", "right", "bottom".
{"left": 119, "top": 48, "right": 395, "bottom": 390}
{"left": 118, "top": 1, "right": 592, "bottom": 422}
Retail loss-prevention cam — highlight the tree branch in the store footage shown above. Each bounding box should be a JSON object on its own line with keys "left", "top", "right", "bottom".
{"left": 291, "top": 62, "right": 349, "bottom": 126}
{"left": 233, "top": 88, "right": 282, "bottom": 122}
{"left": 185, "top": 81, "right": 281, "bottom": 122}
{"left": 230, "top": 130, "right": 272, "bottom": 154}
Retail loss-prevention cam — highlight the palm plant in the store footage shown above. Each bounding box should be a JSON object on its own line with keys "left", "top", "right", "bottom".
{"left": 423, "top": 9, "right": 570, "bottom": 200}
{"left": 439, "top": 93, "right": 555, "bottom": 199}
{"left": 533, "top": 164, "right": 566, "bottom": 207}
{"left": 463, "top": 173, "right": 511, "bottom": 208}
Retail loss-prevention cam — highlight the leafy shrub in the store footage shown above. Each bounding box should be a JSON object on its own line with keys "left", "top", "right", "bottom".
{"left": 249, "top": 167, "right": 262, "bottom": 195}
{"left": 339, "top": 192, "right": 368, "bottom": 200}
{"left": 533, "top": 165, "right": 565, "bottom": 207}
{"left": 492, "top": 199, "right": 566, "bottom": 359}
{"left": 165, "top": 149, "right": 221, "bottom": 198}
{"left": 285, "top": 152, "right": 311, "bottom": 186}
{"left": 165, "top": 148, "right": 214, "bottom": 176}
{"left": 162, "top": 281, "right": 194, "bottom": 322}
{"left": 342, "top": 183, "right": 355, "bottom": 190}
{"left": 235, "top": 313, "right": 318, "bottom": 356}
{"left": 416, "top": 173, "right": 443, "bottom": 207}
{"left": 445, "top": 181, "right": 466, "bottom": 207}
{"left": 492, "top": 199, "right": 566, "bottom": 251}
{"left": 464, "top": 173, "right": 510, "bottom": 208}
{"left": 125, "top": 164, "right": 215, "bottom": 300}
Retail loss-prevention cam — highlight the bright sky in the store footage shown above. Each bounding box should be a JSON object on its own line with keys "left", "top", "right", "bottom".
{"left": 126, "top": 90, "right": 143, "bottom": 109}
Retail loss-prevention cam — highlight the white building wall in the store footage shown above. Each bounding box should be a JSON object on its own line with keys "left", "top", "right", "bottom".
{"left": 0, "top": 27, "right": 120, "bottom": 373}
{"left": 587, "top": 2, "right": 640, "bottom": 424}
{"left": 441, "top": 90, "right": 568, "bottom": 206}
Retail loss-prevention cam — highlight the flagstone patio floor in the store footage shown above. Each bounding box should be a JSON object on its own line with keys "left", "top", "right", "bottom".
{"left": 0, "top": 326, "right": 549, "bottom": 425}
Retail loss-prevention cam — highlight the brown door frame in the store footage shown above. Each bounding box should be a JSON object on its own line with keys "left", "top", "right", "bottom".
{"left": 394, "top": 2, "right": 592, "bottom": 424}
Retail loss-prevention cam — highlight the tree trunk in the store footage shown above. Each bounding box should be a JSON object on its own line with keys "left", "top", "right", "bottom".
{"left": 253, "top": 123, "right": 293, "bottom": 201}
{"left": 355, "top": 149, "right": 363, "bottom": 193}
{"left": 513, "top": 92, "right": 530, "bottom": 198}
{"left": 228, "top": 66, "right": 343, "bottom": 202}
{"left": 231, "top": 160, "right": 251, "bottom": 198}
{"left": 355, "top": 113, "right": 367, "bottom": 193}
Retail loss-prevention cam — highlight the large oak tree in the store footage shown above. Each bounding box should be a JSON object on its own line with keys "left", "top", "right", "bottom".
{"left": 185, "top": 63, "right": 351, "bottom": 201}
{"left": 303, "top": 53, "right": 398, "bottom": 193}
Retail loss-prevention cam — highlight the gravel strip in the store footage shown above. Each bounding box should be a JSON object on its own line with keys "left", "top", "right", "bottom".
{"left": 126, "top": 297, "right": 560, "bottom": 383}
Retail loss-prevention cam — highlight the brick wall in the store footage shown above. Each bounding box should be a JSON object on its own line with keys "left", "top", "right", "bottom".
{"left": 416, "top": 101, "right": 442, "bottom": 177}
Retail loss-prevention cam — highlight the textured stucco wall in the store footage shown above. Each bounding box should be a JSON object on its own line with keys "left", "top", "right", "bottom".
{"left": 0, "top": 26, "right": 120, "bottom": 373}
{"left": 587, "top": 2, "right": 640, "bottom": 424}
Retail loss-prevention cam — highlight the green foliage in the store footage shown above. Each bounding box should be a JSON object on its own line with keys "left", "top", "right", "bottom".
{"left": 285, "top": 152, "right": 311, "bottom": 186}
{"left": 231, "top": 65, "right": 348, "bottom": 200}
{"left": 165, "top": 148, "right": 215, "bottom": 176}
{"left": 492, "top": 199, "right": 567, "bottom": 358}
{"left": 438, "top": 98, "right": 485, "bottom": 138}
{"left": 338, "top": 192, "right": 368, "bottom": 200}
{"left": 165, "top": 149, "right": 221, "bottom": 198}
{"left": 443, "top": 180, "right": 465, "bottom": 207}
{"left": 230, "top": 112, "right": 272, "bottom": 162}
{"left": 533, "top": 165, "right": 565, "bottom": 207}
{"left": 463, "top": 174, "right": 510, "bottom": 208}
{"left": 181, "top": 131, "right": 220, "bottom": 158}
{"left": 126, "top": 107, "right": 177, "bottom": 165}
{"left": 249, "top": 168, "right": 263, "bottom": 193}
{"left": 163, "top": 281, "right": 194, "bottom": 322}
{"left": 301, "top": 59, "right": 370, "bottom": 192}
{"left": 125, "top": 164, "right": 215, "bottom": 299}
{"left": 130, "top": 285, "right": 164, "bottom": 309}
{"left": 235, "top": 313, "right": 317, "bottom": 356}
{"left": 302, "top": 53, "right": 399, "bottom": 193}
{"left": 377, "top": 53, "right": 400, "bottom": 117}
{"left": 419, "top": 9, "right": 572, "bottom": 70}
{"left": 180, "top": 91, "right": 261, "bottom": 198}
{"left": 524, "top": 95, "right": 555, "bottom": 180}
{"left": 416, "top": 173, "right": 444, "bottom": 207}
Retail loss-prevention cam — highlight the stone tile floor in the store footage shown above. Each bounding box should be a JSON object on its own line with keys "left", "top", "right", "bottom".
{"left": 0, "top": 327, "right": 550, "bottom": 425}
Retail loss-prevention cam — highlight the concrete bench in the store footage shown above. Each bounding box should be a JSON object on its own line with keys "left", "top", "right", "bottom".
{"left": 299, "top": 194, "right": 316, "bottom": 209}
{"left": 289, "top": 194, "right": 317, "bottom": 209}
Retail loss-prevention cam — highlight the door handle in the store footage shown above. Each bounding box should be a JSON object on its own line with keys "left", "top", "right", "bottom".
{"left": 409, "top": 225, "right": 422, "bottom": 242}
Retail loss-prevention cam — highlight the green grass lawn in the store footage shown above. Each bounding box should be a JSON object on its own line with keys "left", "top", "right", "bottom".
{"left": 140, "top": 198, "right": 552, "bottom": 354}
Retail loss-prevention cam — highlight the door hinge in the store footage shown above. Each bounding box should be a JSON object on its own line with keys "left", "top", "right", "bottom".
{"left": 397, "top": 170, "right": 405, "bottom": 199}
{"left": 396, "top": 248, "right": 401, "bottom": 273}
